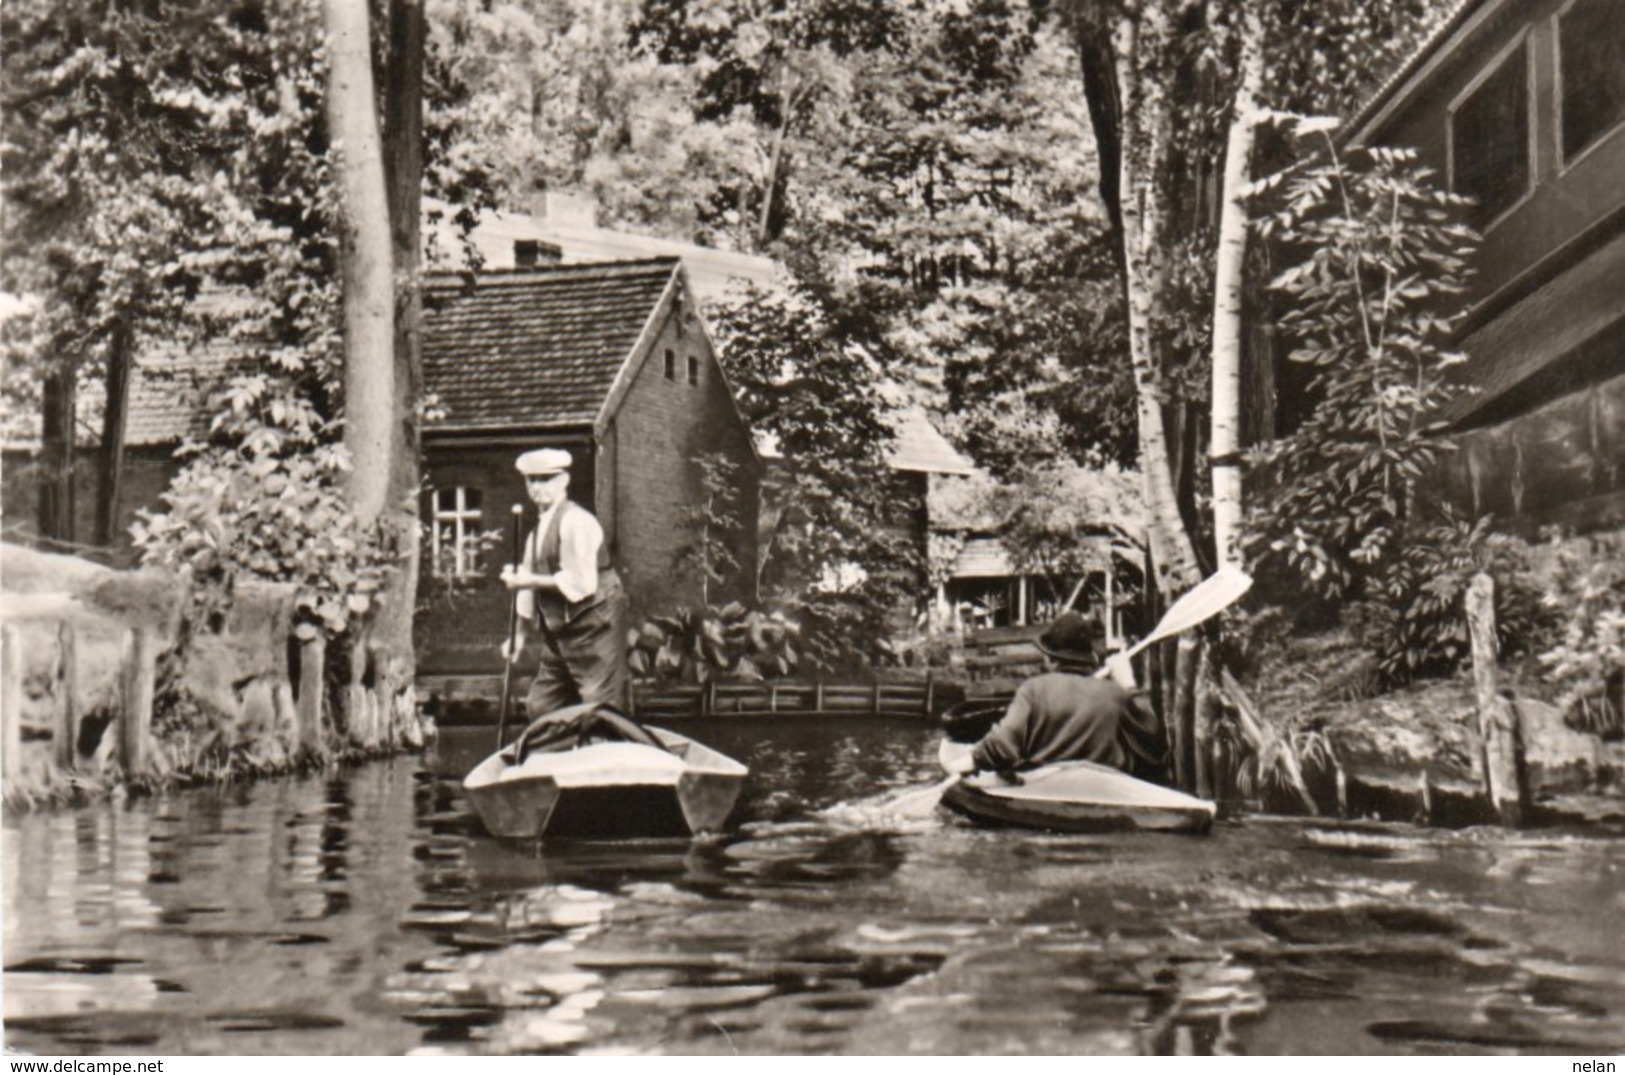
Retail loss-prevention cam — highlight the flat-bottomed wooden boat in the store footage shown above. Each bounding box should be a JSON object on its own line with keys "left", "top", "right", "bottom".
{"left": 464, "top": 706, "right": 748, "bottom": 840}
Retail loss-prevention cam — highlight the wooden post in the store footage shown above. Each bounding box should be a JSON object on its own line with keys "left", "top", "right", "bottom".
{"left": 344, "top": 636, "right": 371, "bottom": 747}
{"left": 814, "top": 681, "right": 825, "bottom": 712}
{"left": 2, "top": 626, "right": 21, "bottom": 783}
{"left": 298, "top": 634, "right": 326, "bottom": 754}
{"left": 1466, "top": 572, "right": 1525, "bottom": 825}
{"left": 55, "top": 622, "right": 78, "bottom": 771}
{"left": 1193, "top": 645, "right": 1218, "bottom": 800}
{"left": 1169, "top": 635, "right": 1199, "bottom": 791}
{"left": 119, "top": 626, "right": 157, "bottom": 777}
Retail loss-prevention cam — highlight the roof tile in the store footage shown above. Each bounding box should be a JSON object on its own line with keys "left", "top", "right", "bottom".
{"left": 424, "top": 259, "right": 678, "bottom": 431}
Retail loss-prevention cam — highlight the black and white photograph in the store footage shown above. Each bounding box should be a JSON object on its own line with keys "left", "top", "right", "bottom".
{"left": 1, "top": 0, "right": 1621, "bottom": 1058}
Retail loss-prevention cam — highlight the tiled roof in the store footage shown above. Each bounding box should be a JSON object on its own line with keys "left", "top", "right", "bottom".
{"left": 125, "top": 344, "right": 239, "bottom": 446}
{"left": 1, "top": 342, "right": 242, "bottom": 451}
{"left": 423, "top": 259, "right": 679, "bottom": 431}
{"left": 950, "top": 535, "right": 1115, "bottom": 580}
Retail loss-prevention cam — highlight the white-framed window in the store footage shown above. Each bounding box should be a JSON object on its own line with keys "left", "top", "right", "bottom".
{"left": 1557, "top": 0, "right": 1625, "bottom": 166}
{"left": 431, "top": 485, "right": 485, "bottom": 579}
{"left": 1449, "top": 33, "right": 1533, "bottom": 230}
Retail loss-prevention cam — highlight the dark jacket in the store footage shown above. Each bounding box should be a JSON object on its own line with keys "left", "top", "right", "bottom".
{"left": 970, "top": 670, "right": 1160, "bottom": 775}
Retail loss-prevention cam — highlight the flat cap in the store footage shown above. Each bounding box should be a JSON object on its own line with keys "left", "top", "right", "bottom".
{"left": 515, "top": 447, "right": 572, "bottom": 476}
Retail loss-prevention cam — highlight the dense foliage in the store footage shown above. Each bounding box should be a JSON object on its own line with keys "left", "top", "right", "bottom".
{"left": 710, "top": 279, "right": 919, "bottom": 669}
{"left": 131, "top": 375, "right": 396, "bottom": 639}
{"left": 1245, "top": 139, "right": 1513, "bottom": 685}
{"left": 1537, "top": 531, "right": 1625, "bottom": 736}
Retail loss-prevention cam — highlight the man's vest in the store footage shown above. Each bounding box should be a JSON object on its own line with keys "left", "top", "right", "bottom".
{"left": 527, "top": 501, "right": 618, "bottom": 633}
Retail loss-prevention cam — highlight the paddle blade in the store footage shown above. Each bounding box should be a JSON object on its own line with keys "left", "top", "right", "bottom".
{"left": 882, "top": 775, "right": 959, "bottom": 819}
{"left": 1123, "top": 565, "right": 1252, "bottom": 659}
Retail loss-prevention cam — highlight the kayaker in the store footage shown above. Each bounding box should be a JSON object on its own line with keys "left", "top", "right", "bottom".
{"left": 945, "top": 611, "right": 1167, "bottom": 780}
{"left": 499, "top": 448, "right": 630, "bottom": 717}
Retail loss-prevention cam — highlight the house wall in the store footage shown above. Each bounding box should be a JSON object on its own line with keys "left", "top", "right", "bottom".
{"left": 1437, "top": 324, "right": 1625, "bottom": 536}
{"left": 416, "top": 436, "right": 595, "bottom": 674}
{"left": 1364, "top": 0, "right": 1625, "bottom": 307}
{"left": 603, "top": 303, "right": 760, "bottom": 623}
{"left": 1359, "top": 0, "right": 1625, "bottom": 534}
{"left": 2, "top": 446, "right": 181, "bottom": 565}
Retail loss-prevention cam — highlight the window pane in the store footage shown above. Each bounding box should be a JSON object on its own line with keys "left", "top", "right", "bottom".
{"left": 664, "top": 348, "right": 676, "bottom": 379}
{"left": 1561, "top": 0, "right": 1625, "bottom": 161}
{"left": 461, "top": 487, "right": 482, "bottom": 512}
{"left": 435, "top": 488, "right": 457, "bottom": 512}
{"left": 687, "top": 354, "right": 700, "bottom": 385}
{"left": 1452, "top": 44, "right": 1529, "bottom": 227}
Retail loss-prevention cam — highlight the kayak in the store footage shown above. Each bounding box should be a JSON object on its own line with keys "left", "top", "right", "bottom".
{"left": 463, "top": 704, "right": 748, "bottom": 840}
{"left": 937, "top": 740, "right": 1216, "bottom": 835}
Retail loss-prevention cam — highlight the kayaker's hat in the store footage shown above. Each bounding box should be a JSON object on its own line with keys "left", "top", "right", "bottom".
{"left": 516, "top": 448, "right": 571, "bottom": 477}
{"left": 1036, "top": 611, "right": 1102, "bottom": 665}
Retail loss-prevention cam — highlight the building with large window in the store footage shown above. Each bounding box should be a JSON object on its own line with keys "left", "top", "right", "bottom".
{"left": 1345, "top": 0, "right": 1625, "bottom": 535}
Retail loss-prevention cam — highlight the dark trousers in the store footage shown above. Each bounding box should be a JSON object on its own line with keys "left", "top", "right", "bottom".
{"left": 525, "top": 573, "right": 629, "bottom": 718}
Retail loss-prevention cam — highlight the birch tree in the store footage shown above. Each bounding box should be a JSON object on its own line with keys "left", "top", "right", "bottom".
{"left": 322, "top": 0, "right": 395, "bottom": 527}
{"left": 1208, "top": 0, "right": 1264, "bottom": 572}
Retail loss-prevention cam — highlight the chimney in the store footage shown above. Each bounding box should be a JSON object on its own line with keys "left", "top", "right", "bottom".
{"left": 513, "top": 239, "right": 562, "bottom": 268}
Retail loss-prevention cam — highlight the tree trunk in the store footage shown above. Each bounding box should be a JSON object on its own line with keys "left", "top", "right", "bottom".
{"left": 376, "top": 0, "right": 425, "bottom": 676}
{"left": 323, "top": 0, "right": 395, "bottom": 526}
{"left": 1467, "top": 573, "right": 1525, "bottom": 825}
{"left": 1072, "top": 18, "right": 1123, "bottom": 255}
{"left": 39, "top": 371, "right": 77, "bottom": 544}
{"left": 1210, "top": 1, "right": 1264, "bottom": 572}
{"left": 96, "top": 321, "right": 133, "bottom": 548}
{"left": 1109, "top": 5, "right": 1201, "bottom": 596}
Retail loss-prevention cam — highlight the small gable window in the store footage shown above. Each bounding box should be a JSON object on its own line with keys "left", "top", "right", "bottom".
{"left": 431, "top": 486, "right": 485, "bottom": 579}
{"left": 687, "top": 354, "right": 700, "bottom": 386}
{"left": 663, "top": 348, "right": 676, "bottom": 380}
{"left": 1559, "top": 0, "right": 1625, "bottom": 164}
{"left": 1450, "top": 38, "right": 1531, "bottom": 228}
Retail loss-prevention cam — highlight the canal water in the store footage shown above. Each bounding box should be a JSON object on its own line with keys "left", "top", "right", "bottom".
{"left": 4, "top": 717, "right": 1622, "bottom": 1056}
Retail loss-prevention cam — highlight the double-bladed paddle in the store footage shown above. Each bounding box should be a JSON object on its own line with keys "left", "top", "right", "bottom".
{"left": 883, "top": 565, "right": 1254, "bottom": 819}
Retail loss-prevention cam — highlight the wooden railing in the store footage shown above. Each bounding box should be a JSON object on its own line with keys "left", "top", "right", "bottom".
{"left": 417, "top": 672, "right": 961, "bottom": 723}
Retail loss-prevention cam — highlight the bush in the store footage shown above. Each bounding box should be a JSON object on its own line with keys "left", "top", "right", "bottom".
{"left": 131, "top": 372, "right": 397, "bottom": 642}
{"left": 1537, "top": 531, "right": 1625, "bottom": 736}
{"left": 1344, "top": 512, "right": 1550, "bottom": 687}
{"left": 629, "top": 602, "right": 800, "bottom": 684}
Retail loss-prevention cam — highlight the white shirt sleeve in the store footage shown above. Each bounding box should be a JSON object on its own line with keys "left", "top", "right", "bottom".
{"left": 553, "top": 507, "right": 602, "bottom": 603}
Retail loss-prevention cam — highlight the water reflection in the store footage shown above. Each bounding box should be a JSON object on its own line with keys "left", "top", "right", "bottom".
{"left": 3, "top": 717, "right": 1623, "bottom": 1056}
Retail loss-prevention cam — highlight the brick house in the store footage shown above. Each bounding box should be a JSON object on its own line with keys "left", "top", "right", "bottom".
{"left": 1344, "top": 0, "right": 1625, "bottom": 535}
{"left": 419, "top": 257, "right": 761, "bottom": 673}
{"left": 2, "top": 258, "right": 761, "bottom": 677}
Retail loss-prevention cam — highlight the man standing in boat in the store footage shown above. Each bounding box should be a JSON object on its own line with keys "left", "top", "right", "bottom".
{"left": 946, "top": 611, "right": 1167, "bottom": 779}
{"left": 499, "top": 448, "right": 630, "bottom": 717}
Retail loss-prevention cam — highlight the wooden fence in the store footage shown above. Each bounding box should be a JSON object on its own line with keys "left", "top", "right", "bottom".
{"left": 417, "top": 673, "right": 961, "bottom": 723}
